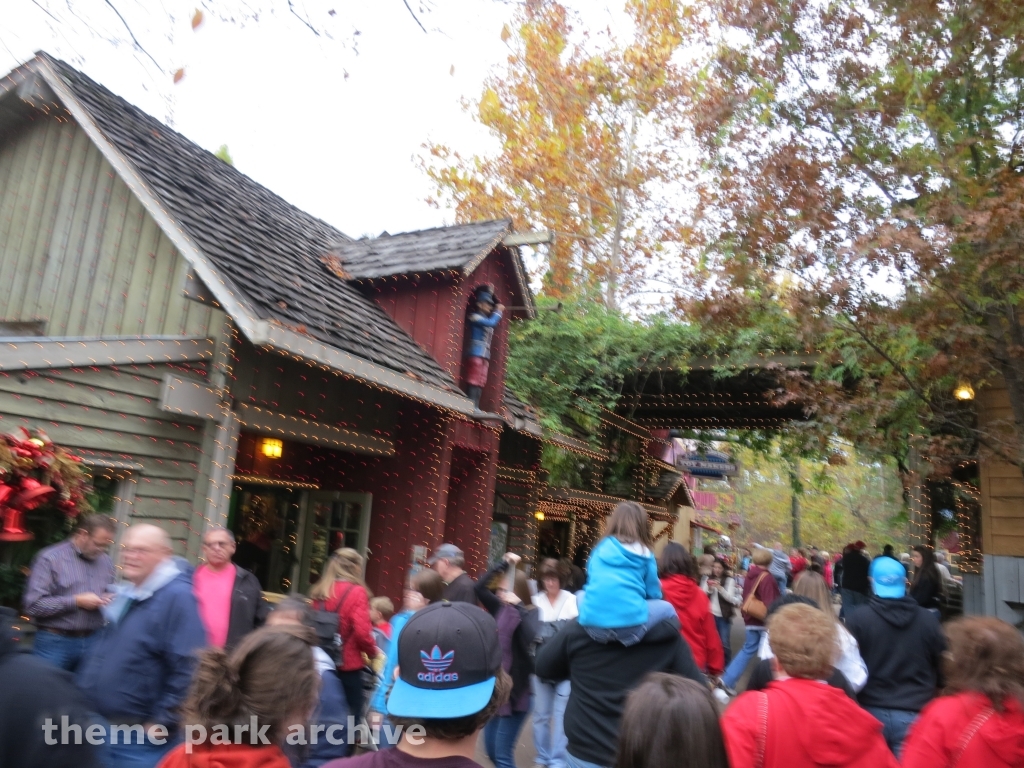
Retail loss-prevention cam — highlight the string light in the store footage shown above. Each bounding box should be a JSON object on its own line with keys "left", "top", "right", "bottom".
{"left": 0, "top": 56, "right": 833, "bottom": 600}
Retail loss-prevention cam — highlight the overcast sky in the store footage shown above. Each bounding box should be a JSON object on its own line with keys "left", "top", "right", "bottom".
{"left": 2, "top": 1, "right": 617, "bottom": 238}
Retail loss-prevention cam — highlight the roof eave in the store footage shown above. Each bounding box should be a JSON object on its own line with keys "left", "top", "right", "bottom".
{"left": 31, "top": 54, "right": 476, "bottom": 418}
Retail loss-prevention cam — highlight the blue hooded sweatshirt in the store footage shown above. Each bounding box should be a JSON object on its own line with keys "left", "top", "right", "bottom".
{"left": 578, "top": 537, "right": 663, "bottom": 629}
{"left": 77, "top": 564, "right": 206, "bottom": 731}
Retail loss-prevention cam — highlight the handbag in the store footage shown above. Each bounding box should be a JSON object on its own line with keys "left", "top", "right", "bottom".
{"left": 742, "top": 572, "right": 770, "bottom": 622}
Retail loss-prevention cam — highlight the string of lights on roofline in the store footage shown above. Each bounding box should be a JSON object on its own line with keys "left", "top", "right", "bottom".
{"left": 0, "top": 74, "right": 994, "bottom": 576}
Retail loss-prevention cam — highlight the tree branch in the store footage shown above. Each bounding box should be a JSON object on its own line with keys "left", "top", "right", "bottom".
{"left": 101, "top": 0, "right": 161, "bottom": 70}
{"left": 401, "top": 0, "right": 427, "bottom": 33}
{"left": 287, "top": 0, "right": 321, "bottom": 36}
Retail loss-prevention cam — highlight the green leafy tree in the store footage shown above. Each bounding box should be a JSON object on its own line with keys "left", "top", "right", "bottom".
{"left": 681, "top": 0, "right": 1024, "bottom": 476}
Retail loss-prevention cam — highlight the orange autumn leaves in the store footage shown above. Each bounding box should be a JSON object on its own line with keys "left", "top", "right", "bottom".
{"left": 422, "top": 0, "right": 692, "bottom": 310}
{"left": 172, "top": 9, "right": 205, "bottom": 84}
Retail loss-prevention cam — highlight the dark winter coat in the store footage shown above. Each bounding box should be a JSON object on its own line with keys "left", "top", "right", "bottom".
{"left": 226, "top": 565, "right": 270, "bottom": 649}
{"left": 475, "top": 563, "right": 542, "bottom": 715}
{"left": 845, "top": 596, "right": 946, "bottom": 712}
{"left": 77, "top": 570, "right": 207, "bottom": 731}
{"left": 0, "top": 607, "right": 103, "bottom": 768}
{"left": 534, "top": 617, "right": 703, "bottom": 767}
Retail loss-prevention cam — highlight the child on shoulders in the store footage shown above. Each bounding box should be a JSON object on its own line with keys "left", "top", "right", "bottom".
{"left": 577, "top": 502, "right": 677, "bottom": 645}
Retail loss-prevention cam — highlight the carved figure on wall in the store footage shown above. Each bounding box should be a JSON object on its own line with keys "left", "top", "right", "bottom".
{"left": 463, "top": 284, "right": 504, "bottom": 410}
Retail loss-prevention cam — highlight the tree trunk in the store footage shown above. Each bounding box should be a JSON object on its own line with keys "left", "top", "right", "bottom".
{"left": 789, "top": 459, "right": 802, "bottom": 548}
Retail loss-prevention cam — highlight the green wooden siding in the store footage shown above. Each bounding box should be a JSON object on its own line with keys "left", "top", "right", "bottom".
{"left": 0, "top": 114, "right": 231, "bottom": 557}
{"left": 0, "top": 365, "right": 213, "bottom": 556}
{"left": 0, "top": 115, "right": 215, "bottom": 338}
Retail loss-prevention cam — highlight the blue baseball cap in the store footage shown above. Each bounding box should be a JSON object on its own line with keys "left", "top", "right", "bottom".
{"left": 387, "top": 601, "right": 501, "bottom": 719}
{"left": 871, "top": 556, "right": 907, "bottom": 599}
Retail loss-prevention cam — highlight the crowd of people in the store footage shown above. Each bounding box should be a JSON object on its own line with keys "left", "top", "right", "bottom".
{"left": 3, "top": 507, "right": 1024, "bottom": 768}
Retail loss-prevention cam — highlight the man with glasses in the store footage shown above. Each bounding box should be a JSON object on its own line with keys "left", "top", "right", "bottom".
{"left": 23, "top": 514, "right": 116, "bottom": 672}
{"left": 192, "top": 525, "right": 267, "bottom": 649}
{"left": 77, "top": 523, "right": 206, "bottom": 768}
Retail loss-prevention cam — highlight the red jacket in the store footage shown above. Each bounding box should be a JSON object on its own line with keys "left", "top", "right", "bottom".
{"left": 158, "top": 743, "right": 292, "bottom": 767}
{"left": 660, "top": 574, "right": 725, "bottom": 676}
{"left": 319, "top": 580, "right": 378, "bottom": 672}
{"left": 901, "top": 692, "right": 1024, "bottom": 768}
{"left": 722, "top": 677, "right": 899, "bottom": 768}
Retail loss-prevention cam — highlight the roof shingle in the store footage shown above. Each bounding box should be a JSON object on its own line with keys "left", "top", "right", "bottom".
{"left": 36, "top": 53, "right": 459, "bottom": 393}
{"left": 332, "top": 220, "right": 512, "bottom": 281}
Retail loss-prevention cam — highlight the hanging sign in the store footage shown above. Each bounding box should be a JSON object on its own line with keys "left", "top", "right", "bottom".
{"left": 676, "top": 450, "right": 738, "bottom": 478}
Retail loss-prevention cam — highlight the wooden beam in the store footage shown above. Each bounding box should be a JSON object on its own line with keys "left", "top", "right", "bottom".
{"left": 235, "top": 402, "right": 396, "bottom": 457}
{"left": 159, "top": 373, "right": 222, "bottom": 420}
{"left": 0, "top": 336, "right": 214, "bottom": 371}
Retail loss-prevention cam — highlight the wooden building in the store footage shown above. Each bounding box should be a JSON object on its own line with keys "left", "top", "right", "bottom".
{"left": 0, "top": 53, "right": 535, "bottom": 600}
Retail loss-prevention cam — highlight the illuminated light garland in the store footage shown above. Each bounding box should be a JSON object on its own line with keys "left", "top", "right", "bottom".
{"left": 229, "top": 475, "right": 319, "bottom": 490}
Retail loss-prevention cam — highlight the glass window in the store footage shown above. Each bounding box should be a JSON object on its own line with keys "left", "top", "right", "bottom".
{"left": 306, "top": 498, "right": 364, "bottom": 587}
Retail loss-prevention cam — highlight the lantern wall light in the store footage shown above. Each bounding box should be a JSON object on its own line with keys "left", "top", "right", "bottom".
{"left": 260, "top": 438, "right": 284, "bottom": 459}
{"left": 954, "top": 383, "right": 975, "bottom": 401}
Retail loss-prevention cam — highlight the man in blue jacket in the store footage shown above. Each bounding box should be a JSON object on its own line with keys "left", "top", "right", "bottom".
{"left": 77, "top": 524, "right": 207, "bottom": 768}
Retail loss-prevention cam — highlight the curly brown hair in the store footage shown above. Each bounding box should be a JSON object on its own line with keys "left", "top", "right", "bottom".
{"left": 944, "top": 616, "right": 1024, "bottom": 710}
{"left": 766, "top": 603, "right": 838, "bottom": 680}
{"left": 181, "top": 625, "right": 321, "bottom": 745}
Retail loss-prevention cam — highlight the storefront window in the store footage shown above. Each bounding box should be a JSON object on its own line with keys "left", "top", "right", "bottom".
{"left": 229, "top": 484, "right": 303, "bottom": 593}
{"left": 305, "top": 494, "right": 368, "bottom": 587}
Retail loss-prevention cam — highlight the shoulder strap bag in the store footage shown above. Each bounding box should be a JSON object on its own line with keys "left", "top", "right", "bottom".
{"left": 742, "top": 572, "right": 770, "bottom": 622}
{"left": 756, "top": 691, "right": 769, "bottom": 768}
{"left": 951, "top": 704, "right": 996, "bottom": 767}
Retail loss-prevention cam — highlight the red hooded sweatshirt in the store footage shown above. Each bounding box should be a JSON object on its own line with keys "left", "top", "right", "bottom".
{"left": 660, "top": 574, "right": 724, "bottom": 676}
{"left": 158, "top": 743, "right": 292, "bottom": 768}
{"left": 722, "top": 677, "right": 899, "bottom": 768}
{"left": 901, "top": 691, "right": 1024, "bottom": 768}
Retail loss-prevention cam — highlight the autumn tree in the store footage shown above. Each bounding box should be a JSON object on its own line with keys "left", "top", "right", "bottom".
{"left": 681, "top": 0, "right": 1024, "bottom": 477}
{"left": 423, "top": 0, "right": 691, "bottom": 309}
{"left": 728, "top": 446, "right": 908, "bottom": 555}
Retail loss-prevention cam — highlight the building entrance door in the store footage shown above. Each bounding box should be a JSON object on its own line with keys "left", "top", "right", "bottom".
{"left": 298, "top": 491, "right": 372, "bottom": 593}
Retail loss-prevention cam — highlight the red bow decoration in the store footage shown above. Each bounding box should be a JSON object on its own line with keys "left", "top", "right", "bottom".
{"left": 0, "top": 480, "right": 34, "bottom": 542}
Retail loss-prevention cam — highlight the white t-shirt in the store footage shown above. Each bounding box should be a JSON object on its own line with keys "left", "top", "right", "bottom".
{"left": 531, "top": 590, "right": 579, "bottom": 622}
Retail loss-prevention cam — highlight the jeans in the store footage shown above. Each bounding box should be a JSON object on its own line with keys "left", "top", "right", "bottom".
{"left": 581, "top": 599, "right": 676, "bottom": 646}
{"left": 714, "top": 615, "right": 732, "bottom": 665}
{"left": 566, "top": 750, "right": 609, "bottom": 768}
{"left": 865, "top": 707, "right": 918, "bottom": 756}
{"left": 532, "top": 676, "right": 571, "bottom": 768}
{"left": 722, "top": 627, "right": 764, "bottom": 690}
{"left": 33, "top": 628, "right": 97, "bottom": 673}
{"left": 337, "top": 669, "right": 366, "bottom": 722}
{"left": 484, "top": 710, "right": 530, "bottom": 768}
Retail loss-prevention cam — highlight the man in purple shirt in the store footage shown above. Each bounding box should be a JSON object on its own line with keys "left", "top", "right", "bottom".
{"left": 23, "top": 514, "right": 116, "bottom": 672}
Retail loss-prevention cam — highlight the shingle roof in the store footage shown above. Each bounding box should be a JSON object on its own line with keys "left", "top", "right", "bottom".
{"left": 332, "top": 220, "right": 512, "bottom": 281}
{"left": 502, "top": 387, "right": 542, "bottom": 436}
{"left": 33, "top": 53, "right": 459, "bottom": 393}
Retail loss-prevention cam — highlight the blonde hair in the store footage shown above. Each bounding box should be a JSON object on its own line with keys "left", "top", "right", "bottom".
{"left": 792, "top": 571, "right": 838, "bottom": 624}
{"left": 767, "top": 603, "right": 838, "bottom": 680}
{"left": 308, "top": 547, "right": 369, "bottom": 602}
{"left": 752, "top": 547, "right": 774, "bottom": 567}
